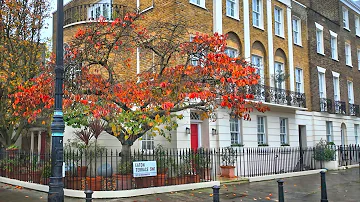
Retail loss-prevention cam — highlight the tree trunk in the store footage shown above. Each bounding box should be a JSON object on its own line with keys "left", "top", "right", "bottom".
{"left": 121, "top": 144, "right": 131, "bottom": 157}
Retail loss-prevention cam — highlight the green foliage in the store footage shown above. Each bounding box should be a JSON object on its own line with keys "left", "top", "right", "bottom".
{"left": 6, "top": 145, "right": 19, "bottom": 150}
{"left": 221, "top": 147, "right": 236, "bottom": 166}
{"left": 281, "top": 143, "right": 290, "bottom": 146}
{"left": 42, "top": 163, "right": 51, "bottom": 178}
{"left": 231, "top": 143, "right": 244, "bottom": 147}
{"left": 117, "top": 161, "right": 133, "bottom": 175}
{"left": 153, "top": 145, "right": 171, "bottom": 173}
{"left": 314, "top": 139, "right": 336, "bottom": 161}
{"left": 258, "top": 144, "right": 269, "bottom": 147}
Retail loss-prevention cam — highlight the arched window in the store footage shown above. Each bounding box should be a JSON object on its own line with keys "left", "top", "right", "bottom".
{"left": 274, "top": 49, "right": 287, "bottom": 89}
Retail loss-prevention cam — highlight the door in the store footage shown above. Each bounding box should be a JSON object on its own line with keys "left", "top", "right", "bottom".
{"left": 341, "top": 123, "right": 347, "bottom": 145}
{"left": 298, "top": 125, "right": 307, "bottom": 171}
{"left": 190, "top": 124, "right": 198, "bottom": 150}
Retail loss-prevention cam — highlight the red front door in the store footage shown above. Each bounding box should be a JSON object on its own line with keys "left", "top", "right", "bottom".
{"left": 190, "top": 124, "right": 198, "bottom": 150}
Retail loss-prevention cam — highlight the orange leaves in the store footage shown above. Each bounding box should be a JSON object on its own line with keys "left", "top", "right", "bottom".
{"left": 75, "top": 28, "right": 86, "bottom": 39}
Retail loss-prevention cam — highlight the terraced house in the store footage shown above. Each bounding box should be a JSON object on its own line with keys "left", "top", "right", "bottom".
{"left": 50, "top": 0, "right": 358, "bottom": 153}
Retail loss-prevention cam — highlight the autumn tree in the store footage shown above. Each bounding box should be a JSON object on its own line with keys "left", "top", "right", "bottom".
{"left": 63, "top": 13, "right": 269, "bottom": 154}
{"left": 0, "top": 0, "right": 52, "bottom": 147}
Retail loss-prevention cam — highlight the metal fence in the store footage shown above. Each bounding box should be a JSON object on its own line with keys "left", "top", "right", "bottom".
{"left": 0, "top": 144, "right": 359, "bottom": 191}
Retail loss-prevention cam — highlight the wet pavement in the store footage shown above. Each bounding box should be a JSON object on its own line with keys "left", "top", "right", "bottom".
{"left": 0, "top": 168, "right": 359, "bottom": 202}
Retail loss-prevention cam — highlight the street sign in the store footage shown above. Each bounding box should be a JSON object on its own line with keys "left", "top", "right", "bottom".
{"left": 133, "top": 161, "right": 157, "bottom": 177}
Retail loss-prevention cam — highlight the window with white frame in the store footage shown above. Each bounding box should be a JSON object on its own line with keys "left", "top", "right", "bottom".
{"left": 358, "top": 49, "right": 360, "bottom": 70}
{"left": 190, "top": 36, "right": 201, "bottom": 66}
{"left": 190, "top": 0, "right": 205, "bottom": 8}
{"left": 356, "top": 16, "right": 360, "bottom": 36}
{"left": 141, "top": 133, "right": 154, "bottom": 151}
{"left": 88, "top": 0, "right": 112, "bottom": 20}
{"left": 315, "top": 23, "right": 324, "bottom": 54}
{"left": 345, "top": 42, "right": 352, "bottom": 66}
{"left": 347, "top": 81, "right": 354, "bottom": 104}
{"left": 252, "top": 0, "right": 263, "bottom": 28}
{"left": 274, "top": 7, "right": 284, "bottom": 37}
{"left": 326, "top": 121, "right": 333, "bottom": 143}
{"left": 318, "top": 69, "right": 326, "bottom": 99}
{"left": 292, "top": 17, "right": 301, "bottom": 45}
{"left": 330, "top": 31, "right": 338, "bottom": 60}
{"left": 226, "top": 0, "right": 239, "bottom": 19}
{"left": 257, "top": 116, "right": 266, "bottom": 145}
{"left": 355, "top": 124, "right": 359, "bottom": 144}
{"left": 230, "top": 118, "right": 241, "bottom": 145}
{"left": 343, "top": 7, "right": 349, "bottom": 30}
{"left": 333, "top": 74, "right": 340, "bottom": 101}
{"left": 280, "top": 118, "right": 288, "bottom": 145}
{"left": 252, "top": 55, "right": 264, "bottom": 84}
{"left": 295, "top": 68, "right": 303, "bottom": 93}
{"left": 274, "top": 62, "right": 285, "bottom": 89}
{"left": 225, "top": 47, "right": 238, "bottom": 58}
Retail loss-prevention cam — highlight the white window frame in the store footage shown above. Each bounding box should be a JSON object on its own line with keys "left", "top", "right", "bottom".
{"left": 295, "top": 68, "right": 303, "bottom": 93}
{"left": 332, "top": 72, "right": 340, "bottom": 101}
{"left": 317, "top": 66, "right": 327, "bottom": 99}
{"left": 190, "top": 0, "right": 205, "bottom": 8}
{"left": 252, "top": 55, "right": 264, "bottom": 84}
{"left": 343, "top": 7, "right": 349, "bottom": 30}
{"left": 226, "top": 0, "right": 239, "bottom": 20}
{"left": 274, "top": 7, "right": 284, "bottom": 37}
{"left": 355, "top": 16, "right": 360, "bottom": 36}
{"left": 330, "top": 31, "right": 338, "bottom": 60}
{"left": 347, "top": 80, "right": 354, "bottom": 104}
{"left": 280, "top": 118, "right": 288, "bottom": 145}
{"left": 252, "top": 0, "right": 263, "bottom": 29}
{"left": 225, "top": 47, "right": 238, "bottom": 58}
{"left": 292, "top": 17, "right": 302, "bottom": 46}
{"left": 274, "top": 62, "right": 285, "bottom": 89}
{"left": 326, "top": 121, "right": 333, "bottom": 143}
{"left": 257, "top": 116, "right": 267, "bottom": 145}
{"left": 315, "top": 23, "right": 324, "bottom": 55}
{"left": 357, "top": 49, "right": 360, "bottom": 70}
{"left": 141, "top": 133, "right": 154, "bottom": 152}
{"left": 230, "top": 118, "right": 241, "bottom": 145}
{"left": 355, "top": 124, "right": 359, "bottom": 144}
{"left": 87, "top": 0, "right": 112, "bottom": 20}
{"left": 345, "top": 42, "right": 352, "bottom": 67}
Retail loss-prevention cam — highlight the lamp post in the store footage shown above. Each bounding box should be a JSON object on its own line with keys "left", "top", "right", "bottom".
{"left": 48, "top": 0, "right": 65, "bottom": 201}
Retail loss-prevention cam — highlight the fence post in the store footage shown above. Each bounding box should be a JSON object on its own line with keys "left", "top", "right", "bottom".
{"left": 212, "top": 185, "right": 220, "bottom": 202}
{"left": 84, "top": 190, "right": 93, "bottom": 202}
{"left": 320, "top": 171, "right": 328, "bottom": 202}
{"left": 277, "top": 179, "right": 285, "bottom": 202}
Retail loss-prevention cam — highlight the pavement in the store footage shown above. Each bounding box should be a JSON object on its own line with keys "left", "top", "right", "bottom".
{"left": 0, "top": 168, "right": 359, "bottom": 202}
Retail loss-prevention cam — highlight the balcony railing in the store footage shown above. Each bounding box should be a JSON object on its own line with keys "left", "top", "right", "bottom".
{"left": 320, "top": 98, "right": 332, "bottom": 112}
{"left": 349, "top": 103, "right": 360, "bottom": 116}
{"left": 63, "top": 3, "right": 127, "bottom": 26}
{"left": 247, "top": 85, "right": 306, "bottom": 108}
{"left": 334, "top": 101, "right": 346, "bottom": 114}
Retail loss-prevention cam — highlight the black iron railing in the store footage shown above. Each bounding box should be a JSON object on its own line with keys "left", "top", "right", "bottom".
{"left": 63, "top": 3, "right": 127, "bottom": 26}
{"left": 247, "top": 85, "right": 306, "bottom": 108}
{"left": 334, "top": 101, "right": 346, "bottom": 114}
{"left": 349, "top": 103, "right": 360, "bottom": 116}
{"left": 3, "top": 145, "right": 358, "bottom": 190}
{"left": 320, "top": 98, "right": 332, "bottom": 112}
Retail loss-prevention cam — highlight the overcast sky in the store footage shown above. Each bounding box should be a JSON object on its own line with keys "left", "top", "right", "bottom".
{"left": 42, "top": 0, "right": 71, "bottom": 41}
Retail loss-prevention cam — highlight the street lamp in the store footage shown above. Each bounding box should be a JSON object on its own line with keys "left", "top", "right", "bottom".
{"left": 48, "top": 0, "right": 65, "bottom": 201}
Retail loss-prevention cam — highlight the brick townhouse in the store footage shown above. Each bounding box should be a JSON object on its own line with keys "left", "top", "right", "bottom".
{"left": 49, "top": 0, "right": 358, "bottom": 152}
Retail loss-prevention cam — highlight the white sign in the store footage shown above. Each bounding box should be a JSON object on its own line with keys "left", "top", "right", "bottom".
{"left": 133, "top": 161, "right": 157, "bottom": 178}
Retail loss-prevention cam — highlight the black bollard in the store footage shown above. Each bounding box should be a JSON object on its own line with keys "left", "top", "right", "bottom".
{"left": 320, "top": 171, "right": 328, "bottom": 202}
{"left": 84, "top": 190, "right": 93, "bottom": 202}
{"left": 212, "top": 185, "right": 220, "bottom": 202}
{"left": 277, "top": 179, "right": 285, "bottom": 202}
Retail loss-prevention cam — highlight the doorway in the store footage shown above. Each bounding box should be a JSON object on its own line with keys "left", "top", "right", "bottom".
{"left": 298, "top": 125, "right": 307, "bottom": 171}
{"left": 341, "top": 123, "right": 347, "bottom": 145}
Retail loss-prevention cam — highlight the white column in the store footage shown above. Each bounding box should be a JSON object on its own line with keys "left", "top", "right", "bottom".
{"left": 213, "top": 0, "right": 223, "bottom": 34}
{"left": 137, "top": 0, "right": 140, "bottom": 10}
{"left": 37, "top": 131, "right": 42, "bottom": 155}
{"left": 243, "top": 0, "right": 251, "bottom": 60}
{"left": 30, "top": 131, "right": 34, "bottom": 153}
{"left": 136, "top": 47, "right": 140, "bottom": 76}
{"left": 287, "top": 7, "right": 295, "bottom": 91}
{"left": 267, "top": 0, "right": 275, "bottom": 87}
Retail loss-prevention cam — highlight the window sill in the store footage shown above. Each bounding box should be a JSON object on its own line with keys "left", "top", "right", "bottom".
{"left": 275, "top": 34, "right": 285, "bottom": 39}
{"left": 189, "top": 2, "right": 206, "bottom": 10}
{"left": 139, "top": 5, "right": 154, "bottom": 14}
{"left": 294, "top": 43, "right": 303, "bottom": 48}
{"left": 253, "top": 25, "right": 264, "bottom": 31}
{"left": 331, "top": 58, "right": 339, "bottom": 62}
{"left": 317, "top": 52, "right": 325, "bottom": 56}
{"left": 346, "top": 64, "right": 353, "bottom": 68}
{"left": 344, "top": 27, "right": 351, "bottom": 32}
{"left": 356, "top": 34, "right": 360, "bottom": 37}
{"left": 226, "top": 14, "right": 240, "bottom": 21}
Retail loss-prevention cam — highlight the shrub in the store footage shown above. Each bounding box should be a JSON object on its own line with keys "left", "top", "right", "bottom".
{"left": 314, "top": 139, "right": 336, "bottom": 161}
